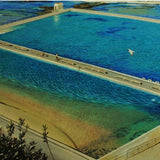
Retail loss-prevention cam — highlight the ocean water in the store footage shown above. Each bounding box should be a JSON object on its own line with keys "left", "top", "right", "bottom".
{"left": 93, "top": 3, "right": 160, "bottom": 19}
{"left": 1, "top": 11, "right": 160, "bottom": 81}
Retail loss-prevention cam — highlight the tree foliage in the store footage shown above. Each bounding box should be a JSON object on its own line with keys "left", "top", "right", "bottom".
{"left": 0, "top": 118, "right": 47, "bottom": 160}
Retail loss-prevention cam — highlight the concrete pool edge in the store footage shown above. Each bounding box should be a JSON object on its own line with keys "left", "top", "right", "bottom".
{"left": 99, "top": 125, "right": 160, "bottom": 160}
{"left": 1, "top": 40, "right": 160, "bottom": 97}
{"left": 0, "top": 8, "right": 71, "bottom": 31}
{"left": 71, "top": 8, "right": 160, "bottom": 24}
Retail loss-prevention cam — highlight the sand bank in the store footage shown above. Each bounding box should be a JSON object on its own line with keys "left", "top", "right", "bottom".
{"left": 1, "top": 78, "right": 155, "bottom": 159}
{"left": 0, "top": 81, "right": 109, "bottom": 150}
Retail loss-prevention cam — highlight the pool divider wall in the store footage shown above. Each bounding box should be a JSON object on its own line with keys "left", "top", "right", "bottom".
{"left": 71, "top": 8, "right": 160, "bottom": 24}
{"left": 0, "top": 8, "right": 71, "bottom": 31}
{"left": 0, "top": 40, "right": 160, "bottom": 97}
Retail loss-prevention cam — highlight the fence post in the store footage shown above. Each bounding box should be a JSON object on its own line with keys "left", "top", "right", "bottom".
{"left": 126, "top": 150, "right": 129, "bottom": 159}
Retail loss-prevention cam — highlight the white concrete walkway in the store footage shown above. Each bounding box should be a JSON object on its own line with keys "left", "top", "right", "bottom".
{"left": 1, "top": 40, "right": 160, "bottom": 97}
{"left": 71, "top": 8, "right": 160, "bottom": 24}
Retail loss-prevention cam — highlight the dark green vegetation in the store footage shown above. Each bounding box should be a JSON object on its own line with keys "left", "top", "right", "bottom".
{"left": 38, "top": 6, "right": 54, "bottom": 14}
{"left": 74, "top": 2, "right": 106, "bottom": 9}
{"left": 0, "top": 118, "right": 49, "bottom": 160}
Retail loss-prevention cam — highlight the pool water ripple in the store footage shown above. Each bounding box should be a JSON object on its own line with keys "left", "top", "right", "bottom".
{"left": 1, "top": 12, "right": 160, "bottom": 81}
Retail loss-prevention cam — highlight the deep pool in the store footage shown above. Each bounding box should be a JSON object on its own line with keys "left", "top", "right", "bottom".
{"left": 1, "top": 11, "right": 160, "bottom": 81}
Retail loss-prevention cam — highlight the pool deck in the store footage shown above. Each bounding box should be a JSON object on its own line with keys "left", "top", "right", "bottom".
{"left": 1, "top": 40, "right": 160, "bottom": 97}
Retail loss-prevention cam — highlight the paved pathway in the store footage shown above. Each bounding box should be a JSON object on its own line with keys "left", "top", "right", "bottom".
{"left": 0, "top": 9, "right": 70, "bottom": 31}
{"left": 99, "top": 125, "right": 160, "bottom": 160}
{"left": 128, "top": 143, "right": 160, "bottom": 160}
{"left": 71, "top": 8, "right": 160, "bottom": 24}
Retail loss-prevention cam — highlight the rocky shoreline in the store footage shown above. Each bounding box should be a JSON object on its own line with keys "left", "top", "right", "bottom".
{"left": 73, "top": 2, "right": 106, "bottom": 9}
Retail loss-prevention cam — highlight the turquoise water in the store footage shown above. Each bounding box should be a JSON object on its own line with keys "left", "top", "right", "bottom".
{"left": 1, "top": 12, "right": 160, "bottom": 81}
{"left": 0, "top": 49, "right": 160, "bottom": 115}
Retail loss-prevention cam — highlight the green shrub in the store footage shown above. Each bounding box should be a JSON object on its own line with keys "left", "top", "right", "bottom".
{"left": 0, "top": 118, "right": 47, "bottom": 160}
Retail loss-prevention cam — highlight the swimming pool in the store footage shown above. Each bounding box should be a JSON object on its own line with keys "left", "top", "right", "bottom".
{"left": 1, "top": 8, "right": 160, "bottom": 158}
{"left": 1, "top": 11, "right": 160, "bottom": 82}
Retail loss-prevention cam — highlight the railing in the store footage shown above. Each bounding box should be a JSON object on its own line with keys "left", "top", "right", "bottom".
{"left": 103, "top": 135, "right": 160, "bottom": 160}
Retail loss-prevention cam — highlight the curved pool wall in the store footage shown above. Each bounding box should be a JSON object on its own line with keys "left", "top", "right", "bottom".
{"left": 1, "top": 11, "right": 160, "bottom": 81}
